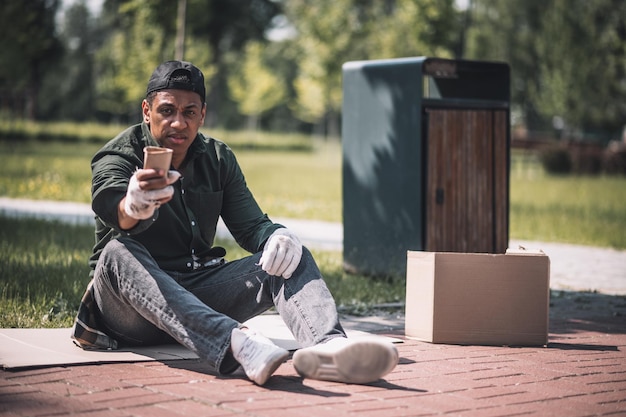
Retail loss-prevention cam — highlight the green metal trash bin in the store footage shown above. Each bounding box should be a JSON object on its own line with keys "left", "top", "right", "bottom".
{"left": 342, "top": 56, "right": 510, "bottom": 277}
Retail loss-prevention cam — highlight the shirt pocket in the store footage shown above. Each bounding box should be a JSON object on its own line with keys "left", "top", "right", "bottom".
{"left": 185, "top": 190, "right": 223, "bottom": 245}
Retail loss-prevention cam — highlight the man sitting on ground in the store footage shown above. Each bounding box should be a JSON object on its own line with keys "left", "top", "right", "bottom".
{"left": 73, "top": 60, "right": 398, "bottom": 385}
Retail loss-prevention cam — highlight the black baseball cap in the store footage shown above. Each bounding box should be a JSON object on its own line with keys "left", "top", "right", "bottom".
{"left": 146, "top": 61, "right": 206, "bottom": 102}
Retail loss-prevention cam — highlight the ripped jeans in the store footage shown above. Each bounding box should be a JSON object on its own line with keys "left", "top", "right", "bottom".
{"left": 92, "top": 237, "right": 346, "bottom": 374}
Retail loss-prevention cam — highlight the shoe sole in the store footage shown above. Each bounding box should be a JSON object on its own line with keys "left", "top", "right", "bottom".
{"left": 292, "top": 339, "right": 398, "bottom": 384}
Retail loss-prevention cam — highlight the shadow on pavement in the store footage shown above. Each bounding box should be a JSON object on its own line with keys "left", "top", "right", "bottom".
{"left": 549, "top": 289, "right": 626, "bottom": 336}
{"left": 547, "top": 342, "right": 619, "bottom": 351}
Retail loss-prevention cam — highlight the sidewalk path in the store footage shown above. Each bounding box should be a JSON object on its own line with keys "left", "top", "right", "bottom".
{"left": 1, "top": 293, "right": 625, "bottom": 417}
{"left": 1, "top": 197, "right": 624, "bottom": 295}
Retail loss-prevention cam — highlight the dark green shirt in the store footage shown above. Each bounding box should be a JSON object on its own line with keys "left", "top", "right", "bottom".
{"left": 89, "top": 122, "right": 281, "bottom": 274}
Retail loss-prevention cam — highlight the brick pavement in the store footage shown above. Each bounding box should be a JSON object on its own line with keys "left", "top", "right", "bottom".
{"left": 1, "top": 198, "right": 625, "bottom": 415}
{"left": 2, "top": 291, "right": 625, "bottom": 417}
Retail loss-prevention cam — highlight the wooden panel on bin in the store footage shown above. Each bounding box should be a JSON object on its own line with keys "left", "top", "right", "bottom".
{"left": 493, "top": 110, "right": 509, "bottom": 253}
{"left": 425, "top": 108, "right": 507, "bottom": 253}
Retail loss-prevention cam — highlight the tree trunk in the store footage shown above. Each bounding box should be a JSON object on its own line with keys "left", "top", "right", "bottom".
{"left": 175, "top": 0, "right": 186, "bottom": 61}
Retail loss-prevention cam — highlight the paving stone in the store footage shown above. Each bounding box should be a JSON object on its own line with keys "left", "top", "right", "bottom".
{"left": 128, "top": 401, "right": 234, "bottom": 417}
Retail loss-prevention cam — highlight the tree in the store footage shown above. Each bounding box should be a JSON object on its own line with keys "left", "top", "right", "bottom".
{"left": 227, "top": 42, "right": 287, "bottom": 131}
{"left": 464, "top": 0, "right": 626, "bottom": 139}
{"left": 0, "top": 0, "right": 63, "bottom": 120}
{"left": 85, "top": 0, "right": 281, "bottom": 124}
{"left": 186, "top": 0, "right": 282, "bottom": 126}
{"left": 39, "top": 0, "right": 98, "bottom": 121}
{"left": 94, "top": 0, "right": 173, "bottom": 122}
{"left": 283, "top": 0, "right": 368, "bottom": 137}
{"left": 366, "top": 0, "right": 458, "bottom": 60}
{"left": 526, "top": 0, "right": 626, "bottom": 137}
{"left": 283, "top": 0, "right": 458, "bottom": 137}
{"left": 463, "top": 0, "right": 543, "bottom": 128}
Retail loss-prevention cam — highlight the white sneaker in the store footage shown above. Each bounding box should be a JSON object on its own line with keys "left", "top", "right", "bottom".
{"left": 231, "top": 328, "right": 289, "bottom": 385}
{"left": 293, "top": 337, "right": 399, "bottom": 384}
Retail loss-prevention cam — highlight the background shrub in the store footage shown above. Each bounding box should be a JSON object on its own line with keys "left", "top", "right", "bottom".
{"left": 570, "top": 145, "right": 604, "bottom": 175}
{"left": 540, "top": 146, "right": 571, "bottom": 174}
{"left": 604, "top": 147, "right": 626, "bottom": 175}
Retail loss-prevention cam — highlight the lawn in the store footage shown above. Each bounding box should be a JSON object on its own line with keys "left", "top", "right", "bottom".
{"left": 0, "top": 134, "right": 625, "bottom": 328}
{"left": 508, "top": 152, "right": 626, "bottom": 248}
{"left": 0, "top": 139, "right": 624, "bottom": 248}
{"left": 0, "top": 216, "right": 404, "bottom": 328}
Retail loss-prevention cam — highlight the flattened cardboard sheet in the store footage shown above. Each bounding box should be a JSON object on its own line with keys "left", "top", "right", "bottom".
{"left": 1, "top": 314, "right": 402, "bottom": 370}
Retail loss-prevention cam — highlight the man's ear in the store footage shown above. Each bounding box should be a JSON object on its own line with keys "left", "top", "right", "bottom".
{"left": 141, "top": 99, "right": 151, "bottom": 124}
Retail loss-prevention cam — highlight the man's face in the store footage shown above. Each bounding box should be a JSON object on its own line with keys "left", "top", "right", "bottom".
{"left": 142, "top": 89, "right": 206, "bottom": 157}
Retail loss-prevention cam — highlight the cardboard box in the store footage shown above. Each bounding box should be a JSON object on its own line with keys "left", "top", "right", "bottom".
{"left": 405, "top": 250, "right": 550, "bottom": 346}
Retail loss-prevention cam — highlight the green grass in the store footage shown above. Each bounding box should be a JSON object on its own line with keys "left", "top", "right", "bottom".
{"left": 0, "top": 140, "right": 98, "bottom": 203}
{"left": 0, "top": 216, "right": 404, "bottom": 328}
{"left": 0, "top": 120, "right": 315, "bottom": 150}
{"left": 236, "top": 142, "right": 341, "bottom": 221}
{"left": 0, "top": 130, "right": 323, "bottom": 210}
{"left": 1, "top": 131, "right": 625, "bottom": 328}
{"left": 0, "top": 120, "right": 127, "bottom": 143}
{"left": 509, "top": 152, "right": 626, "bottom": 248}
{"left": 1, "top": 139, "right": 624, "bottom": 247}
{"left": 0, "top": 217, "right": 93, "bottom": 328}
{"left": 510, "top": 175, "right": 626, "bottom": 248}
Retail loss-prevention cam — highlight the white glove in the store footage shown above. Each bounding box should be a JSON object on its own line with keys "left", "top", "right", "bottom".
{"left": 123, "top": 170, "right": 180, "bottom": 220}
{"left": 258, "top": 228, "right": 303, "bottom": 279}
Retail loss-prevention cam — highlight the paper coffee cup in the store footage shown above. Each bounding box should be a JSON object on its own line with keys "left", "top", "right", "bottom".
{"left": 143, "top": 146, "right": 173, "bottom": 172}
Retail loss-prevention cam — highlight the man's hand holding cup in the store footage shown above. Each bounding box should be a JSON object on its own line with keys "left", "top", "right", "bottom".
{"left": 123, "top": 168, "right": 181, "bottom": 220}
{"left": 123, "top": 146, "right": 180, "bottom": 220}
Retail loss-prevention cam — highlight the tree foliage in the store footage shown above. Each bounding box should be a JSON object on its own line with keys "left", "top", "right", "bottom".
{"left": 38, "top": 0, "right": 98, "bottom": 121}
{"left": 227, "top": 42, "right": 286, "bottom": 130}
{"left": 95, "top": 0, "right": 171, "bottom": 121}
{"left": 465, "top": 0, "right": 626, "bottom": 138}
{"left": 284, "top": 0, "right": 458, "bottom": 135}
{"left": 0, "top": 0, "right": 623, "bottom": 141}
{"left": 0, "top": 0, "right": 63, "bottom": 120}
{"left": 186, "top": 0, "right": 281, "bottom": 126}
